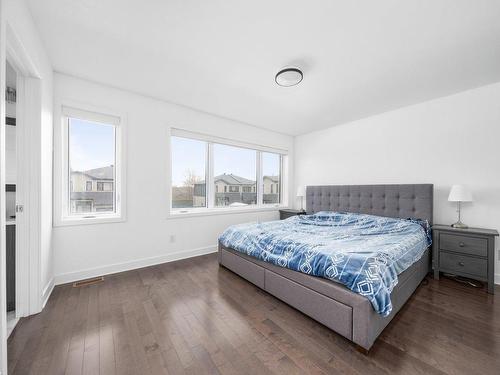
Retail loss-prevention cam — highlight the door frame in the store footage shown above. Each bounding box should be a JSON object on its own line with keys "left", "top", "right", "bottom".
{"left": 0, "top": 14, "right": 45, "bottom": 373}
{"left": 0, "top": 1, "right": 7, "bottom": 372}
{"left": 5, "top": 20, "right": 43, "bottom": 317}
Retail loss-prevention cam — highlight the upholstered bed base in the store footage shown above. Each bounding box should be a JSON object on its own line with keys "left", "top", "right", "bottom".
{"left": 219, "top": 244, "right": 430, "bottom": 350}
{"left": 218, "top": 184, "right": 433, "bottom": 350}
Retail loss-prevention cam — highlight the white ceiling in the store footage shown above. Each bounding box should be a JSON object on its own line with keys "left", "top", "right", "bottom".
{"left": 26, "top": 0, "right": 500, "bottom": 135}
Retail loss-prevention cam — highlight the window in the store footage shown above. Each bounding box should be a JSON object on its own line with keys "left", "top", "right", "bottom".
{"left": 171, "top": 136, "right": 207, "bottom": 209}
{"left": 214, "top": 143, "right": 256, "bottom": 206}
{"left": 170, "top": 129, "right": 286, "bottom": 213}
{"left": 55, "top": 106, "right": 124, "bottom": 225}
{"left": 97, "top": 181, "right": 113, "bottom": 192}
{"left": 68, "top": 117, "right": 116, "bottom": 216}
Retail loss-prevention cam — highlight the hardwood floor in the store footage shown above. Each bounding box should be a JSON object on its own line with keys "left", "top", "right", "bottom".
{"left": 8, "top": 253, "right": 500, "bottom": 375}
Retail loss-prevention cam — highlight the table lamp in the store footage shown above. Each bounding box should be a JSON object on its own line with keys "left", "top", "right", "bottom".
{"left": 296, "top": 186, "right": 305, "bottom": 212}
{"left": 448, "top": 185, "right": 473, "bottom": 228}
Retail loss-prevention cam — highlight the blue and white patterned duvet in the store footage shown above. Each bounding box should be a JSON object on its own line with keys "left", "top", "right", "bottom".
{"left": 219, "top": 211, "right": 431, "bottom": 316}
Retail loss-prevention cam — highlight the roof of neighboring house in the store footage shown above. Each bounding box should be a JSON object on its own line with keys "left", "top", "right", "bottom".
{"left": 195, "top": 173, "right": 255, "bottom": 186}
{"left": 72, "top": 165, "right": 114, "bottom": 180}
{"left": 216, "top": 173, "right": 255, "bottom": 185}
{"left": 263, "top": 175, "right": 279, "bottom": 182}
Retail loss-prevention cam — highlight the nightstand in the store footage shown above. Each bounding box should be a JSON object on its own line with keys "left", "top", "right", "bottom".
{"left": 279, "top": 209, "right": 306, "bottom": 220}
{"left": 432, "top": 224, "right": 499, "bottom": 294}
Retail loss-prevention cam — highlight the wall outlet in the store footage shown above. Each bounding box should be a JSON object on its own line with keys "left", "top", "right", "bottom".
{"left": 170, "top": 235, "right": 176, "bottom": 243}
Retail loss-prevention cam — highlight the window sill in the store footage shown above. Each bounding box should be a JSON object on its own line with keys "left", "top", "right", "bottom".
{"left": 167, "top": 205, "right": 284, "bottom": 220}
{"left": 53, "top": 215, "right": 126, "bottom": 227}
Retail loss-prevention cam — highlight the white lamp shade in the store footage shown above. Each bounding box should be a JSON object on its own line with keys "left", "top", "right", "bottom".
{"left": 448, "top": 185, "right": 473, "bottom": 202}
{"left": 296, "top": 185, "right": 305, "bottom": 198}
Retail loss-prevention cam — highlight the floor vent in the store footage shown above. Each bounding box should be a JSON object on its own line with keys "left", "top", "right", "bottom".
{"left": 73, "top": 276, "right": 104, "bottom": 287}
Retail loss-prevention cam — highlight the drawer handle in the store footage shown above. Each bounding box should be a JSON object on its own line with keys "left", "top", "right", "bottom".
{"left": 458, "top": 261, "right": 465, "bottom": 267}
{"left": 459, "top": 242, "right": 465, "bottom": 247}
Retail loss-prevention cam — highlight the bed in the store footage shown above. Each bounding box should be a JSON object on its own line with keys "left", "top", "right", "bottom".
{"left": 218, "top": 184, "right": 433, "bottom": 351}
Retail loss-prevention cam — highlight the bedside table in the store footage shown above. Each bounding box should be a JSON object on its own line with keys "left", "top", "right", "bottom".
{"left": 432, "top": 224, "right": 499, "bottom": 294}
{"left": 279, "top": 209, "right": 306, "bottom": 220}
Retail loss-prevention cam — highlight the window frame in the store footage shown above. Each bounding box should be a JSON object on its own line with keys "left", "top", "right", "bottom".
{"left": 54, "top": 104, "right": 126, "bottom": 226}
{"left": 169, "top": 129, "right": 288, "bottom": 216}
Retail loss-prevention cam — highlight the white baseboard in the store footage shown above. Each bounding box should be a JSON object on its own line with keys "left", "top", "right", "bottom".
{"left": 7, "top": 311, "right": 19, "bottom": 339}
{"left": 41, "top": 278, "right": 55, "bottom": 309}
{"left": 495, "top": 273, "right": 500, "bottom": 285}
{"left": 53, "top": 245, "right": 218, "bottom": 285}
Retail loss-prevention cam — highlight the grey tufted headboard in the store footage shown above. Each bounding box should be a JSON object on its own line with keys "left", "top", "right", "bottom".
{"left": 306, "top": 184, "right": 433, "bottom": 224}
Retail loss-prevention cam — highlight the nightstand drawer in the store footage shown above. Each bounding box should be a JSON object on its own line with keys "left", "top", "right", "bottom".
{"left": 439, "top": 233, "right": 488, "bottom": 257}
{"left": 439, "top": 252, "right": 487, "bottom": 279}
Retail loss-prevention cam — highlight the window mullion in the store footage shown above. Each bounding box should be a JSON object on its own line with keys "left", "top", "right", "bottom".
{"left": 281, "top": 155, "right": 288, "bottom": 207}
{"left": 207, "top": 142, "right": 214, "bottom": 209}
{"left": 64, "top": 116, "right": 70, "bottom": 218}
{"left": 257, "top": 151, "right": 263, "bottom": 207}
{"left": 279, "top": 155, "right": 283, "bottom": 205}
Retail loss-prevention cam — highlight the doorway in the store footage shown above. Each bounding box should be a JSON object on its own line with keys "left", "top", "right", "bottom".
{"left": 5, "top": 59, "right": 17, "bottom": 337}
{"left": 0, "top": 11, "right": 49, "bottom": 372}
{"left": 1, "top": 23, "right": 46, "bottom": 374}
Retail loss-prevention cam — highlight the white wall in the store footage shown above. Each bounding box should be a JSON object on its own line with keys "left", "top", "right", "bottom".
{"left": 4, "top": 0, "right": 54, "bottom": 309}
{"left": 295, "top": 82, "right": 500, "bottom": 283}
{"left": 52, "top": 73, "right": 294, "bottom": 284}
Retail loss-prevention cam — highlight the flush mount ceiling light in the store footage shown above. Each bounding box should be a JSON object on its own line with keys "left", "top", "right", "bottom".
{"left": 275, "top": 67, "right": 303, "bottom": 87}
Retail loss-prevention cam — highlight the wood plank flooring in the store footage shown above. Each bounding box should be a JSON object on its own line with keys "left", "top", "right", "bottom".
{"left": 8, "top": 253, "right": 500, "bottom": 375}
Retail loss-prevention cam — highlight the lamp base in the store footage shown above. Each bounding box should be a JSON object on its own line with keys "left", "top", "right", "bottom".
{"left": 451, "top": 221, "right": 468, "bottom": 229}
